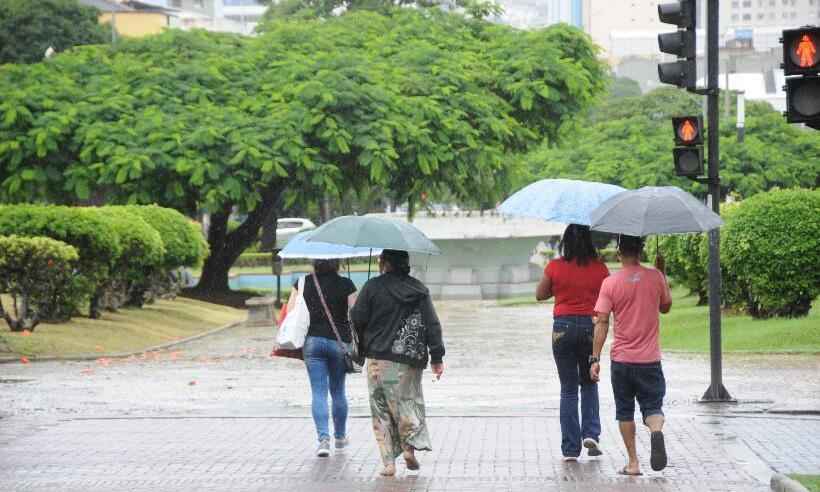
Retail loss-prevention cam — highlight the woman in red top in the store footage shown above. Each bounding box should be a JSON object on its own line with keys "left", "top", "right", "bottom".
{"left": 536, "top": 224, "right": 609, "bottom": 461}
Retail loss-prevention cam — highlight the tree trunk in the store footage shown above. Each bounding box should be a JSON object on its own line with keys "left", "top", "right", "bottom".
{"left": 194, "top": 184, "right": 283, "bottom": 295}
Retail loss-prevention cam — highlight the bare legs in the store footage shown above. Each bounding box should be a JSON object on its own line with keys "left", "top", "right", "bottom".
{"left": 618, "top": 415, "right": 665, "bottom": 474}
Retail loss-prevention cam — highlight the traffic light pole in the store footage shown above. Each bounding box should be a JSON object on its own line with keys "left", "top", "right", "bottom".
{"left": 701, "top": 0, "right": 734, "bottom": 403}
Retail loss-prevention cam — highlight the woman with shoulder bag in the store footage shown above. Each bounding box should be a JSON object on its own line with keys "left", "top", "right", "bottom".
{"left": 297, "top": 259, "right": 357, "bottom": 458}
{"left": 350, "top": 249, "right": 445, "bottom": 477}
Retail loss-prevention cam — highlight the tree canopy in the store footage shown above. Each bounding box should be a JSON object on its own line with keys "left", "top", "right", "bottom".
{"left": 0, "top": 8, "right": 607, "bottom": 292}
{"left": 516, "top": 88, "right": 820, "bottom": 199}
{"left": 0, "top": 0, "right": 108, "bottom": 65}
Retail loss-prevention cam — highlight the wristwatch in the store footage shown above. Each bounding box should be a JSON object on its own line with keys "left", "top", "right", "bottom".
{"left": 589, "top": 355, "right": 600, "bottom": 364}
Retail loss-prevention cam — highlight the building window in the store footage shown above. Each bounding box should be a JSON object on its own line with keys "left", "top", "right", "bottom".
{"left": 757, "top": 13, "right": 765, "bottom": 19}
{"left": 732, "top": 1, "right": 739, "bottom": 7}
{"left": 170, "top": 0, "right": 182, "bottom": 7}
{"left": 742, "top": 0, "right": 751, "bottom": 6}
{"left": 193, "top": 0, "right": 205, "bottom": 8}
{"left": 732, "top": 14, "right": 740, "bottom": 21}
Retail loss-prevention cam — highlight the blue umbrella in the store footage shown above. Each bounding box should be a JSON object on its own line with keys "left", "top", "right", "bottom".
{"left": 498, "top": 179, "right": 627, "bottom": 226}
{"left": 279, "top": 230, "right": 381, "bottom": 259}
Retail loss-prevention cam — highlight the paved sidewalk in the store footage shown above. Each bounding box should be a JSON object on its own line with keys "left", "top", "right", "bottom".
{"left": 5, "top": 414, "right": 812, "bottom": 492}
{"left": 1, "top": 301, "right": 818, "bottom": 491}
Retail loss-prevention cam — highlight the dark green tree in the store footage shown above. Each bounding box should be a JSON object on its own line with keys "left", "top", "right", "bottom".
{"left": 0, "top": 0, "right": 108, "bottom": 65}
{"left": 0, "top": 10, "right": 606, "bottom": 294}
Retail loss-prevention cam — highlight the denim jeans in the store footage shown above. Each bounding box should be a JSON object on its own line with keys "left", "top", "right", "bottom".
{"left": 551, "top": 315, "right": 601, "bottom": 457}
{"left": 303, "top": 335, "right": 348, "bottom": 442}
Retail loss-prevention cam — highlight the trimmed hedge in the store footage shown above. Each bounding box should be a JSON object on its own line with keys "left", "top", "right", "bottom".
{"left": 0, "top": 235, "right": 78, "bottom": 331}
{"left": 721, "top": 189, "right": 820, "bottom": 318}
{"left": 122, "top": 205, "right": 209, "bottom": 269}
{"left": 88, "top": 207, "right": 165, "bottom": 310}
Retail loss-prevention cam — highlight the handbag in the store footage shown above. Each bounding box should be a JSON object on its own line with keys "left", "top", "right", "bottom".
{"left": 275, "top": 275, "right": 309, "bottom": 350}
{"left": 311, "top": 274, "right": 362, "bottom": 374}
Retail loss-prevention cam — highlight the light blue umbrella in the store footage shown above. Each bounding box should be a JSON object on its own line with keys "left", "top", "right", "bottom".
{"left": 279, "top": 230, "right": 381, "bottom": 259}
{"left": 590, "top": 186, "right": 724, "bottom": 236}
{"left": 305, "top": 215, "right": 441, "bottom": 255}
{"left": 498, "top": 179, "right": 627, "bottom": 226}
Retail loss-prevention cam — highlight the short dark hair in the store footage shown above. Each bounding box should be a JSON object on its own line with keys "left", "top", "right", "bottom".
{"left": 381, "top": 249, "right": 411, "bottom": 275}
{"left": 313, "top": 259, "right": 340, "bottom": 274}
{"left": 558, "top": 224, "right": 599, "bottom": 266}
{"left": 617, "top": 235, "right": 644, "bottom": 258}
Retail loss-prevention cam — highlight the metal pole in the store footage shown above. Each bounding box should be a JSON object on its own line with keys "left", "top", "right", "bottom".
{"left": 701, "top": 0, "right": 733, "bottom": 403}
{"left": 111, "top": 11, "right": 117, "bottom": 44}
{"left": 736, "top": 91, "right": 745, "bottom": 142}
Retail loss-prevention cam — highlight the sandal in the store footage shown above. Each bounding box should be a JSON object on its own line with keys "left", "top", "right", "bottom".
{"left": 650, "top": 431, "right": 667, "bottom": 471}
{"left": 617, "top": 466, "right": 643, "bottom": 476}
{"left": 403, "top": 451, "right": 420, "bottom": 471}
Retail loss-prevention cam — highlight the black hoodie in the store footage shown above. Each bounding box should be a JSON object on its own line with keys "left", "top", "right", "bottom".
{"left": 350, "top": 271, "right": 445, "bottom": 368}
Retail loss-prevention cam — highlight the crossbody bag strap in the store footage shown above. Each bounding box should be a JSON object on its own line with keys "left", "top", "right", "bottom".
{"left": 311, "top": 274, "right": 346, "bottom": 349}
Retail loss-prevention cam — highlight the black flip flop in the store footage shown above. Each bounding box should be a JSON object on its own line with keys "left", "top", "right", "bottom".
{"left": 650, "top": 431, "right": 668, "bottom": 471}
{"left": 617, "top": 467, "right": 643, "bottom": 476}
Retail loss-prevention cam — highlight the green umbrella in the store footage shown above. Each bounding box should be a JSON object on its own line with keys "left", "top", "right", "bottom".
{"left": 305, "top": 215, "right": 441, "bottom": 255}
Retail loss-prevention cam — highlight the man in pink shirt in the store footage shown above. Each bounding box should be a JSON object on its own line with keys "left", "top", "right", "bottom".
{"left": 590, "top": 235, "right": 672, "bottom": 476}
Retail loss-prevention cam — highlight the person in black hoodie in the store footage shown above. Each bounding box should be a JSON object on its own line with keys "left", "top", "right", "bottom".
{"left": 350, "top": 249, "right": 445, "bottom": 477}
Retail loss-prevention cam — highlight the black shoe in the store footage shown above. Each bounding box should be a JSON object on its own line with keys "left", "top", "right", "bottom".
{"left": 650, "top": 431, "right": 667, "bottom": 471}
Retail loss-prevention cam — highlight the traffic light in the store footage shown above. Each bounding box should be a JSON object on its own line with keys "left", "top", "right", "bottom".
{"left": 657, "top": 1, "right": 697, "bottom": 89}
{"left": 672, "top": 116, "right": 704, "bottom": 177}
{"left": 781, "top": 27, "right": 820, "bottom": 127}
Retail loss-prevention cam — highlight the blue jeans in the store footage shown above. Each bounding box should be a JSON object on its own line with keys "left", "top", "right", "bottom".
{"left": 551, "top": 315, "right": 601, "bottom": 457}
{"left": 303, "top": 336, "right": 348, "bottom": 442}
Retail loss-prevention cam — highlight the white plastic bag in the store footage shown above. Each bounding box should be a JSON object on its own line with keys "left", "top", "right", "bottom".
{"left": 276, "top": 275, "right": 310, "bottom": 349}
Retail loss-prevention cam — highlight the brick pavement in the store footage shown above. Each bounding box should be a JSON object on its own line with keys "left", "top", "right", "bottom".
{"left": 2, "top": 414, "right": 805, "bottom": 492}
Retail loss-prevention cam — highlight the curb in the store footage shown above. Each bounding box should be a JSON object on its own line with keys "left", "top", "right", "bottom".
{"left": 771, "top": 473, "right": 810, "bottom": 492}
{"left": 0, "top": 320, "right": 244, "bottom": 364}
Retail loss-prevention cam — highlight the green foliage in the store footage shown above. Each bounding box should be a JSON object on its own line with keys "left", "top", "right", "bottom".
{"left": 0, "top": 0, "right": 108, "bottom": 65}
{"left": 722, "top": 189, "right": 820, "bottom": 318}
{"left": 0, "top": 205, "right": 122, "bottom": 319}
{"left": 607, "top": 75, "right": 642, "bottom": 99}
{"left": 0, "top": 12, "right": 605, "bottom": 290}
{"left": 88, "top": 207, "right": 165, "bottom": 308}
{"left": 235, "top": 252, "right": 273, "bottom": 269}
{"left": 0, "top": 235, "right": 78, "bottom": 331}
{"left": 517, "top": 88, "right": 820, "bottom": 198}
{"left": 647, "top": 233, "right": 708, "bottom": 305}
{"left": 123, "top": 205, "right": 208, "bottom": 269}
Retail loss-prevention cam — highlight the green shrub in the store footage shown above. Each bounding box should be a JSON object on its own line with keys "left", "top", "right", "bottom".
{"left": 0, "top": 235, "right": 79, "bottom": 332}
{"left": 0, "top": 205, "right": 122, "bottom": 320}
{"left": 722, "top": 189, "right": 820, "bottom": 318}
{"left": 123, "top": 205, "right": 208, "bottom": 269}
{"left": 235, "top": 252, "right": 271, "bottom": 268}
{"left": 90, "top": 207, "right": 165, "bottom": 309}
{"left": 599, "top": 247, "right": 618, "bottom": 263}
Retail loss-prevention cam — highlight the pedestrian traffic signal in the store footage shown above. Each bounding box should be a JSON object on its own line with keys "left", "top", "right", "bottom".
{"left": 782, "top": 27, "right": 820, "bottom": 75}
{"left": 657, "top": 1, "right": 697, "bottom": 89}
{"left": 785, "top": 76, "right": 820, "bottom": 123}
{"left": 781, "top": 27, "right": 820, "bottom": 128}
{"left": 672, "top": 116, "right": 704, "bottom": 177}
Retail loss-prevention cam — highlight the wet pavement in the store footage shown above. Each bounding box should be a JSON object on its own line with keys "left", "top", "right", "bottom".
{"left": 1, "top": 301, "right": 818, "bottom": 491}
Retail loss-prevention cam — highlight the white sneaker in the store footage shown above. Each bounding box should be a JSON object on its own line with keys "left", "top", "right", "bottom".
{"left": 316, "top": 439, "right": 331, "bottom": 457}
{"left": 583, "top": 438, "right": 603, "bottom": 457}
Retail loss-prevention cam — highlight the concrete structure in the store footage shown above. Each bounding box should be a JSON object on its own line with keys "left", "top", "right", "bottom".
{"left": 138, "top": 0, "right": 265, "bottom": 34}
{"left": 496, "top": 0, "right": 583, "bottom": 29}
{"left": 376, "top": 213, "right": 565, "bottom": 300}
{"left": 80, "top": 0, "right": 173, "bottom": 37}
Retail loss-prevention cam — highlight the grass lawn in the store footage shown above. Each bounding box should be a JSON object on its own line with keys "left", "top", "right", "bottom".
{"left": 0, "top": 297, "right": 243, "bottom": 358}
{"left": 661, "top": 286, "right": 819, "bottom": 353}
{"left": 790, "top": 475, "right": 820, "bottom": 492}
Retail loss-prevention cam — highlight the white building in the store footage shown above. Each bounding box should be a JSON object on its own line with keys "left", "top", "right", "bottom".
{"left": 136, "top": 0, "right": 267, "bottom": 34}
{"left": 496, "top": 0, "right": 584, "bottom": 29}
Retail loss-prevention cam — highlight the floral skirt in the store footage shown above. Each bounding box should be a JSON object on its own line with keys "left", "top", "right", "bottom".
{"left": 367, "top": 359, "right": 433, "bottom": 464}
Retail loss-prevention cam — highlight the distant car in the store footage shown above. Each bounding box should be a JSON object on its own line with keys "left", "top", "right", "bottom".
{"left": 276, "top": 218, "right": 316, "bottom": 249}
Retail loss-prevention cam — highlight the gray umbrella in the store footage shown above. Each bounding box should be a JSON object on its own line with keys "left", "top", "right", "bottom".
{"left": 305, "top": 215, "right": 441, "bottom": 255}
{"left": 589, "top": 186, "right": 724, "bottom": 236}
